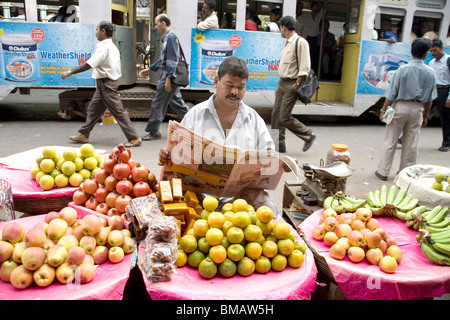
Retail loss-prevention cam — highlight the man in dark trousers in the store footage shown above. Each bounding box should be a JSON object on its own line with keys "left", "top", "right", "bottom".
{"left": 139, "top": 14, "right": 190, "bottom": 141}
{"left": 428, "top": 38, "right": 450, "bottom": 152}
{"left": 61, "top": 21, "right": 141, "bottom": 147}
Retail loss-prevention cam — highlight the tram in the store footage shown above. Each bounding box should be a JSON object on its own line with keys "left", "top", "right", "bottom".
{"left": 1, "top": 0, "right": 449, "bottom": 119}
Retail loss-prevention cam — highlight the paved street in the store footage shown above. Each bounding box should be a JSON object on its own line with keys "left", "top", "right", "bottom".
{"left": 1, "top": 97, "right": 449, "bottom": 214}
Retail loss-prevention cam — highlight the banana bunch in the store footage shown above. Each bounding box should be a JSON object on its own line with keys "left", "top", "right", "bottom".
{"left": 365, "top": 184, "right": 419, "bottom": 217}
{"left": 323, "top": 191, "right": 366, "bottom": 213}
{"left": 404, "top": 205, "right": 450, "bottom": 231}
{"left": 418, "top": 229, "right": 450, "bottom": 266}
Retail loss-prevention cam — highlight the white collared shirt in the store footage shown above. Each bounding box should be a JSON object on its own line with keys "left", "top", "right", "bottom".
{"left": 429, "top": 53, "right": 450, "bottom": 86}
{"left": 87, "top": 38, "right": 122, "bottom": 80}
{"left": 180, "top": 94, "right": 275, "bottom": 151}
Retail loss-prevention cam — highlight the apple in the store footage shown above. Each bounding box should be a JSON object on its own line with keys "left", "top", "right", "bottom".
{"left": 83, "top": 254, "right": 95, "bottom": 265}
{"left": 366, "top": 247, "right": 383, "bottom": 265}
{"left": 56, "top": 262, "right": 75, "bottom": 284}
{"left": 377, "top": 240, "right": 387, "bottom": 253}
{"left": 322, "top": 208, "right": 337, "bottom": 219}
{"left": 386, "top": 245, "right": 402, "bottom": 263}
{"left": 2, "top": 222, "right": 26, "bottom": 244}
{"left": 58, "top": 207, "right": 78, "bottom": 226}
{"left": 121, "top": 229, "right": 132, "bottom": 238}
{"left": 350, "top": 219, "right": 365, "bottom": 231}
{"left": 79, "top": 236, "right": 96, "bottom": 255}
{"left": 65, "top": 226, "right": 74, "bottom": 236}
{"left": 108, "top": 246, "right": 125, "bottom": 263}
{"left": 81, "top": 214, "right": 103, "bottom": 236}
{"left": 323, "top": 217, "right": 339, "bottom": 232}
{"left": 335, "top": 224, "right": 352, "bottom": 238}
{"left": 336, "top": 237, "right": 351, "bottom": 250}
{"left": 57, "top": 234, "right": 79, "bottom": 251}
{"left": 0, "top": 259, "right": 19, "bottom": 282}
{"left": 10, "top": 265, "right": 34, "bottom": 289}
{"left": 365, "top": 231, "right": 382, "bottom": 249}
{"left": 47, "top": 218, "right": 68, "bottom": 241}
{"left": 108, "top": 229, "right": 125, "bottom": 247}
{"left": 33, "top": 263, "right": 56, "bottom": 287}
{"left": 72, "top": 219, "right": 82, "bottom": 229}
{"left": 78, "top": 262, "right": 96, "bottom": 284}
{"left": 122, "top": 237, "right": 135, "bottom": 254}
{"left": 385, "top": 236, "right": 398, "bottom": 248}
{"left": 365, "top": 218, "right": 380, "bottom": 231}
{"left": 92, "top": 246, "right": 109, "bottom": 265}
{"left": 379, "top": 255, "right": 398, "bottom": 273}
{"left": 42, "top": 238, "right": 55, "bottom": 251}
{"left": 24, "top": 228, "right": 47, "bottom": 248}
{"left": 0, "top": 240, "right": 14, "bottom": 262}
{"left": 373, "top": 228, "right": 387, "bottom": 240}
{"left": 72, "top": 225, "right": 85, "bottom": 242}
{"left": 66, "top": 246, "right": 86, "bottom": 266}
{"left": 45, "top": 211, "right": 60, "bottom": 223}
{"left": 312, "top": 224, "right": 326, "bottom": 240}
{"left": 108, "top": 215, "right": 125, "bottom": 231}
{"left": 95, "top": 226, "right": 111, "bottom": 246}
{"left": 33, "top": 222, "right": 48, "bottom": 235}
{"left": 22, "top": 247, "right": 46, "bottom": 271}
{"left": 324, "top": 231, "right": 339, "bottom": 247}
{"left": 347, "top": 246, "right": 366, "bottom": 263}
{"left": 47, "top": 244, "right": 68, "bottom": 268}
{"left": 354, "top": 207, "right": 372, "bottom": 222}
{"left": 348, "top": 230, "right": 365, "bottom": 247}
{"left": 329, "top": 243, "right": 346, "bottom": 260}
{"left": 359, "top": 228, "right": 371, "bottom": 237}
{"left": 336, "top": 213, "right": 353, "bottom": 225}
{"left": 12, "top": 242, "right": 27, "bottom": 263}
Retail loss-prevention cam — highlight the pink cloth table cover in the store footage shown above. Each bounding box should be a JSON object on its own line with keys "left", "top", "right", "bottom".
{"left": 139, "top": 231, "right": 318, "bottom": 300}
{"left": 300, "top": 209, "right": 450, "bottom": 300}
{"left": 0, "top": 207, "right": 132, "bottom": 300}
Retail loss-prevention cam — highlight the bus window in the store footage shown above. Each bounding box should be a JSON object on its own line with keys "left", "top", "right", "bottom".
{"left": 374, "top": 8, "right": 406, "bottom": 43}
{"left": 416, "top": 0, "right": 446, "bottom": 9}
{"left": 112, "top": 0, "right": 133, "bottom": 27}
{"left": 413, "top": 11, "right": 443, "bottom": 40}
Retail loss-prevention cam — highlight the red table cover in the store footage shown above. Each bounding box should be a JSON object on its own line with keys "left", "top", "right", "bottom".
{"left": 0, "top": 207, "right": 132, "bottom": 300}
{"left": 300, "top": 209, "right": 450, "bottom": 300}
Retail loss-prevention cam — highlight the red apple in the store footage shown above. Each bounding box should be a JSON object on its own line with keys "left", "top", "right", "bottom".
{"left": 0, "top": 259, "right": 19, "bottom": 282}
{"left": 366, "top": 247, "right": 383, "bottom": 265}
{"left": 365, "top": 218, "right": 380, "bottom": 231}
{"left": 312, "top": 224, "right": 326, "bottom": 240}
{"left": 355, "top": 207, "right": 372, "bottom": 222}
{"left": 377, "top": 240, "right": 387, "bottom": 253}
{"left": 335, "top": 224, "right": 352, "bottom": 238}
{"left": 323, "top": 232, "right": 339, "bottom": 247}
{"left": 379, "top": 255, "right": 398, "bottom": 273}
{"left": 350, "top": 219, "right": 365, "bottom": 231}
{"left": 385, "top": 236, "right": 398, "bottom": 248}
{"left": 323, "top": 217, "right": 339, "bottom": 233}
{"left": 373, "top": 228, "right": 387, "bottom": 240}
{"left": 386, "top": 245, "right": 402, "bottom": 264}
{"left": 56, "top": 262, "right": 75, "bottom": 284}
{"left": 92, "top": 246, "right": 109, "bottom": 265}
{"left": 0, "top": 240, "right": 14, "bottom": 262}
{"left": 66, "top": 246, "right": 86, "bottom": 266}
{"left": 365, "top": 231, "right": 382, "bottom": 249}
{"left": 10, "top": 265, "right": 34, "bottom": 289}
{"left": 33, "top": 263, "right": 56, "bottom": 287}
{"left": 24, "top": 228, "right": 47, "bottom": 248}
{"left": 78, "top": 262, "right": 96, "bottom": 284}
{"left": 108, "top": 215, "right": 125, "bottom": 231}
{"left": 336, "top": 237, "right": 351, "bottom": 250}
{"left": 122, "top": 237, "right": 135, "bottom": 254}
{"left": 1, "top": 222, "right": 25, "bottom": 244}
{"left": 347, "top": 246, "right": 365, "bottom": 263}
{"left": 336, "top": 213, "right": 353, "bottom": 225}
{"left": 21, "top": 247, "right": 46, "bottom": 271}
{"left": 348, "top": 230, "right": 365, "bottom": 247}
{"left": 81, "top": 214, "right": 103, "bottom": 236}
{"left": 329, "top": 243, "right": 346, "bottom": 260}
{"left": 58, "top": 207, "right": 78, "bottom": 227}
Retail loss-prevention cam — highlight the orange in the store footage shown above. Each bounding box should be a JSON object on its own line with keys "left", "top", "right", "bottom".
{"left": 174, "top": 249, "right": 188, "bottom": 267}
{"left": 221, "top": 220, "right": 233, "bottom": 235}
{"left": 244, "top": 224, "right": 263, "bottom": 242}
{"left": 232, "top": 199, "right": 248, "bottom": 213}
{"left": 245, "top": 242, "right": 262, "bottom": 260}
{"left": 272, "top": 222, "right": 291, "bottom": 240}
{"left": 198, "top": 257, "right": 217, "bottom": 279}
{"left": 231, "top": 211, "right": 251, "bottom": 229}
{"left": 255, "top": 256, "right": 271, "bottom": 274}
{"left": 262, "top": 240, "right": 278, "bottom": 258}
{"left": 223, "top": 211, "right": 234, "bottom": 222}
{"left": 218, "top": 258, "right": 237, "bottom": 278}
{"left": 288, "top": 250, "right": 305, "bottom": 268}
{"left": 203, "top": 196, "right": 219, "bottom": 212}
{"left": 249, "top": 211, "right": 258, "bottom": 224}
{"left": 256, "top": 205, "right": 274, "bottom": 223}
{"left": 209, "top": 245, "right": 227, "bottom": 264}
{"left": 180, "top": 235, "right": 198, "bottom": 253}
{"left": 201, "top": 210, "right": 212, "bottom": 220}
{"left": 227, "top": 243, "right": 245, "bottom": 262}
{"left": 187, "top": 250, "right": 205, "bottom": 268}
{"left": 294, "top": 240, "right": 307, "bottom": 254}
{"left": 271, "top": 254, "right": 287, "bottom": 272}
{"left": 226, "top": 226, "right": 244, "bottom": 244}
{"left": 277, "top": 239, "right": 295, "bottom": 256}
{"left": 220, "top": 236, "right": 230, "bottom": 249}
{"left": 237, "top": 257, "right": 255, "bottom": 277}
{"left": 205, "top": 227, "right": 223, "bottom": 246}
{"left": 197, "top": 237, "right": 212, "bottom": 253}
{"left": 193, "top": 219, "right": 210, "bottom": 238}
{"left": 207, "top": 211, "right": 226, "bottom": 229}
{"left": 221, "top": 203, "right": 233, "bottom": 213}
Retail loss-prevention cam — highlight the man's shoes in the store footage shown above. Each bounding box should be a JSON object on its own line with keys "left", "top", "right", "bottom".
{"left": 124, "top": 137, "right": 142, "bottom": 148}
{"left": 438, "top": 145, "right": 449, "bottom": 152}
{"left": 398, "top": 137, "right": 402, "bottom": 145}
{"left": 142, "top": 132, "right": 161, "bottom": 141}
{"left": 69, "top": 134, "right": 89, "bottom": 143}
{"left": 278, "top": 145, "right": 286, "bottom": 153}
{"left": 303, "top": 133, "right": 316, "bottom": 152}
{"left": 375, "top": 170, "right": 388, "bottom": 181}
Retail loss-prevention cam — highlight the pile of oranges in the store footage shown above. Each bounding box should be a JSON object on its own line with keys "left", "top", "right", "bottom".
{"left": 176, "top": 196, "right": 307, "bottom": 279}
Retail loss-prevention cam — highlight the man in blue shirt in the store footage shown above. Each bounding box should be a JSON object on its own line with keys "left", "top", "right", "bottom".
{"left": 375, "top": 38, "right": 437, "bottom": 181}
{"left": 380, "top": 18, "right": 398, "bottom": 43}
{"left": 139, "top": 14, "right": 190, "bottom": 141}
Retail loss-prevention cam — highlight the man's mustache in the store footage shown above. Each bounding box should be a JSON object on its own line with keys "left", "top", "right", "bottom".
{"left": 226, "top": 94, "right": 240, "bottom": 100}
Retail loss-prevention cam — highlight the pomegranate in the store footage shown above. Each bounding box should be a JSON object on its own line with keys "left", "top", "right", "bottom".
{"left": 95, "top": 185, "right": 109, "bottom": 203}
{"left": 147, "top": 172, "right": 156, "bottom": 186}
{"left": 73, "top": 187, "right": 88, "bottom": 205}
{"left": 104, "top": 175, "right": 118, "bottom": 192}
{"left": 94, "top": 168, "right": 108, "bottom": 185}
{"left": 82, "top": 177, "right": 99, "bottom": 195}
{"left": 103, "top": 155, "right": 117, "bottom": 174}
{"left": 113, "top": 163, "right": 131, "bottom": 181}
{"left": 127, "top": 158, "right": 137, "bottom": 169}
{"left": 131, "top": 163, "right": 149, "bottom": 182}
{"left": 85, "top": 196, "right": 99, "bottom": 211}
{"left": 119, "top": 150, "right": 131, "bottom": 163}
{"left": 95, "top": 203, "right": 109, "bottom": 215}
{"left": 133, "top": 181, "right": 151, "bottom": 197}
{"left": 116, "top": 178, "right": 133, "bottom": 195}
{"left": 107, "top": 207, "right": 120, "bottom": 217}
{"left": 115, "top": 194, "right": 132, "bottom": 213}
{"left": 111, "top": 144, "right": 132, "bottom": 163}
{"left": 105, "top": 190, "right": 119, "bottom": 208}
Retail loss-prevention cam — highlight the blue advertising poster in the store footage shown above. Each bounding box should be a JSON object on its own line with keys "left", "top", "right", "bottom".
{"left": 190, "top": 29, "right": 285, "bottom": 90}
{"left": 0, "top": 22, "right": 95, "bottom": 87}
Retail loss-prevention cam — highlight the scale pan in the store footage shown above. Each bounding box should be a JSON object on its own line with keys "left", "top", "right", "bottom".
{"left": 309, "top": 161, "right": 355, "bottom": 179}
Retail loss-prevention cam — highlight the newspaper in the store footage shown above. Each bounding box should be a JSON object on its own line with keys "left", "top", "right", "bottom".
{"left": 160, "top": 121, "right": 302, "bottom": 198}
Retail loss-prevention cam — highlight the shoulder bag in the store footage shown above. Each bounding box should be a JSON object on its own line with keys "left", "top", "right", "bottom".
{"left": 172, "top": 38, "right": 190, "bottom": 87}
{"left": 295, "top": 37, "right": 319, "bottom": 105}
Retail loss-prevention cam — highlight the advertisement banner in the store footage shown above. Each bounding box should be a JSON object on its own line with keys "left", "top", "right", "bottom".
{"left": 0, "top": 22, "right": 95, "bottom": 87}
{"left": 189, "top": 29, "right": 285, "bottom": 90}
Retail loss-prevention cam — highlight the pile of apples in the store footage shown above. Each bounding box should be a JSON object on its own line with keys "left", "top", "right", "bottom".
{"left": 72, "top": 143, "right": 157, "bottom": 216}
{"left": 431, "top": 171, "right": 450, "bottom": 193}
{"left": 0, "top": 207, "right": 135, "bottom": 289}
{"left": 312, "top": 207, "right": 402, "bottom": 274}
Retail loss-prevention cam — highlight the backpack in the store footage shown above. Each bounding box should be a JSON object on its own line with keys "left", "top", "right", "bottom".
{"left": 295, "top": 37, "right": 319, "bottom": 104}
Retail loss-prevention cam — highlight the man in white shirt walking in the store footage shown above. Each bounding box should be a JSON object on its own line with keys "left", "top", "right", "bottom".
{"left": 61, "top": 21, "right": 141, "bottom": 147}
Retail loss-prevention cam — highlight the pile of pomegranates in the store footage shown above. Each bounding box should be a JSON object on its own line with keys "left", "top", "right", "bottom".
{"left": 72, "top": 144, "right": 157, "bottom": 216}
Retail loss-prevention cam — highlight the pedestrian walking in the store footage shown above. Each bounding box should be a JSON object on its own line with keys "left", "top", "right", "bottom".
{"left": 271, "top": 15, "right": 316, "bottom": 153}
{"left": 139, "top": 14, "right": 190, "bottom": 141}
{"left": 428, "top": 38, "right": 450, "bottom": 152}
{"left": 61, "top": 21, "right": 141, "bottom": 147}
{"left": 375, "top": 38, "right": 437, "bottom": 181}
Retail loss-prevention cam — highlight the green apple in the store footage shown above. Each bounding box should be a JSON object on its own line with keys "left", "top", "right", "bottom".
{"left": 431, "top": 181, "right": 443, "bottom": 191}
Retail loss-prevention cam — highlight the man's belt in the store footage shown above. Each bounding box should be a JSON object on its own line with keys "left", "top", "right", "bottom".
{"left": 436, "top": 85, "right": 449, "bottom": 89}
{"left": 280, "top": 78, "right": 296, "bottom": 82}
